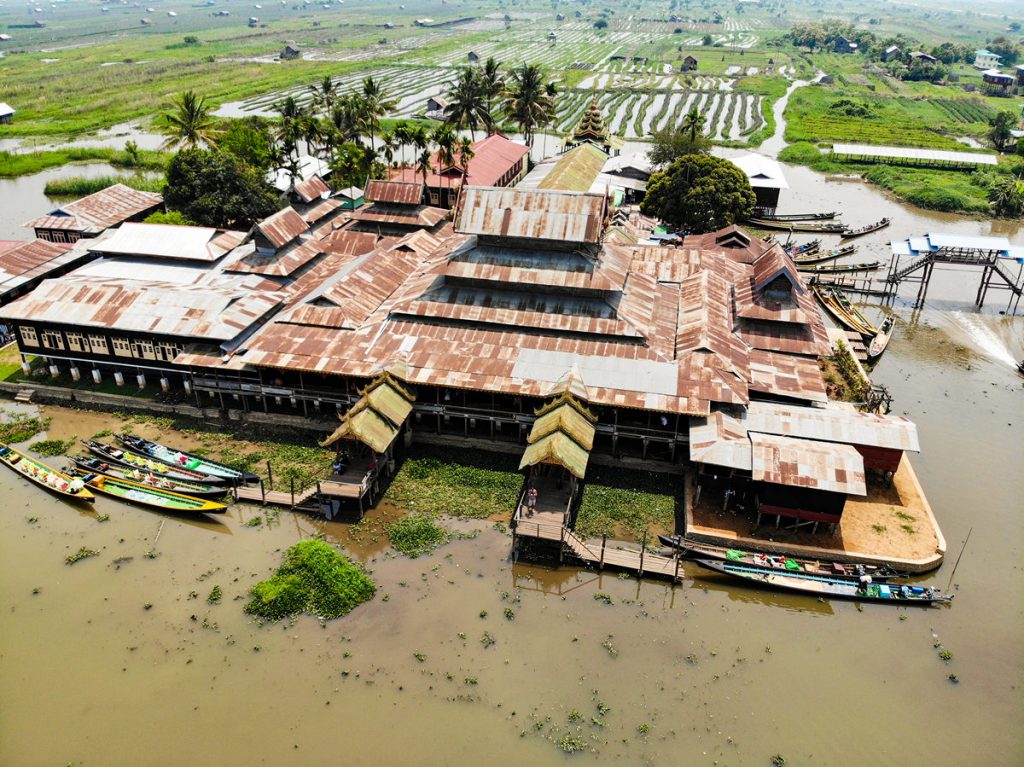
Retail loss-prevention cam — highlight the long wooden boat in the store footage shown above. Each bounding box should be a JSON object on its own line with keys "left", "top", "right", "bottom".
{"left": 748, "top": 218, "right": 847, "bottom": 233}
{"left": 657, "top": 536, "right": 907, "bottom": 581}
{"left": 758, "top": 211, "right": 837, "bottom": 222}
{"left": 68, "top": 455, "right": 228, "bottom": 499}
{"left": 117, "top": 434, "right": 258, "bottom": 486}
{"left": 867, "top": 316, "right": 896, "bottom": 359}
{"left": 797, "top": 260, "right": 881, "bottom": 275}
{"left": 72, "top": 472, "right": 228, "bottom": 514}
{"left": 83, "top": 440, "right": 224, "bottom": 484}
{"left": 793, "top": 244, "right": 856, "bottom": 265}
{"left": 812, "top": 285, "right": 877, "bottom": 336}
{"left": 0, "top": 444, "right": 95, "bottom": 502}
{"left": 691, "top": 558, "right": 952, "bottom": 605}
{"left": 841, "top": 217, "right": 890, "bottom": 239}
{"left": 784, "top": 239, "right": 820, "bottom": 257}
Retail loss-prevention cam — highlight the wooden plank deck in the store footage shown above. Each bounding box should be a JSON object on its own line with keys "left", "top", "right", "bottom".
{"left": 235, "top": 478, "right": 367, "bottom": 507}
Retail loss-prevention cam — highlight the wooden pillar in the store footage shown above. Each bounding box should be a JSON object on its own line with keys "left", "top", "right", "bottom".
{"left": 290, "top": 476, "right": 295, "bottom": 508}
{"left": 638, "top": 530, "right": 647, "bottom": 576}
{"left": 600, "top": 535, "right": 606, "bottom": 570}
{"left": 266, "top": 460, "right": 273, "bottom": 490}
{"left": 260, "top": 479, "right": 265, "bottom": 505}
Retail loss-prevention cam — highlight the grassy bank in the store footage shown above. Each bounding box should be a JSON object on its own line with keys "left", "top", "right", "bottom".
{"left": 574, "top": 466, "right": 679, "bottom": 544}
{"left": 43, "top": 174, "right": 166, "bottom": 197}
{"left": 0, "top": 147, "right": 170, "bottom": 178}
{"left": 779, "top": 141, "right": 1021, "bottom": 214}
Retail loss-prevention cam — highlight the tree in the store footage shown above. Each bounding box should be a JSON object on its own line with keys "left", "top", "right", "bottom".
{"left": 444, "top": 67, "right": 489, "bottom": 139}
{"left": 144, "top": 210, "right": 194, "bottom": 226}
{"left": 159, "top": 90, "right": 221, "bottom": 150}
{"left": 328, "top": 94, "right": 368, "bottom": 147}
{"left": 330, "top": 142, "right": 375, "bottom": 189}
{"left": 647, "top": 123, "right": 711, "bottom": 168}
{"left": 456, "top": 135, "right": 475, "bottom": 188}
{"left": 220, "top": 116, "right": 277, "bottom": 171}
{"left": 417, "top": 148, "right": 432, "bottom": 191}
{"left": 987, "top": 36, "right": 1021, "bottom": 66}
{"left": 640, "top": 154, "right": 755, "bottom": 233}
{"left": 361, "top": 76, "right": 396, "bottom": 152}
{"left": 308, "top": 75, "right": 339, "bottom": 115}
{"left": 163, "top": 148, "right": 278, "bottom": 228}
{"left": 501, "top": 63, "right": 557, "bottom": 147}
{"left": 273, "top": 96, "right": 307, "bottom": 164}
{"left": 989, "top": 175, "right": 1024, "bottom": 218}
{"left": 594, "top": 18, "right": 608, "bottom": 30}
{"left": 680, "top": 107, "right": 706, "bottom": 143}
{"left": 702, "top": 33, "right": 713, "bottom": 46}
{"left": 393, "top": 121, "right": 413, "bottom": 167}
{"left": 478, "top": 57, "right": 504, "bottom": 132}
{"left": 989, "top": 110, "right": 1018, "bottom": 152}
{"left": 432, "top": 123, "right": 457, "bottom": 197}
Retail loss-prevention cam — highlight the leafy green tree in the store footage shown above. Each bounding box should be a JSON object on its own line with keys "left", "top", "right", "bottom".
{"left": 444, "top": 67, "right": 489, "bottom": 139}
{"left": 501, "top": 63, "right": 557, "bottom": 147}
{"left": 989, "top": 175, "right": 1024, "bottom": 217}
{"left": 159, "top": 90, "right": 221, "bottom": 150}
{"left": 640, "top": 154, "right": 755, "bottom": 233}
{"left": 220, "top": 117, "right": 277, "bottom": 171}
{"left": 144, "top": 210, "right": 194, "bottom": 225}
{"left": 163, "top": 148, "right": 278, "bottom": 228}
{"left": 330, "top": 142, "right": 376, "bottom": 189}
{"left": 361, "top": 76, "right": 396, "bottom": 153}
{"left": 648, "top": 122, "right": 710, "bottom": 168}
{"left": 478, "top": 57, "right": 505, "bottom": 132}
{"left": 594, "top": 18, "right": 608, "bottom": 30}
{"left": 987, "top": 36, "right": 1021, "bottom": 65}
{"left": 989, "top": 110, "right": 1019, "bottom": 152}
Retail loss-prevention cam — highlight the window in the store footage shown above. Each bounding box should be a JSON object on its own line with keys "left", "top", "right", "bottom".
{"left": 19, "top": 326, "right": 38, "bottom": 346}
{"left": 53, "top": 231, "right": 68, "bottom": 244}
{"left": 156, "top": 342, "right": 181, "bottom": 362}
{"left": 41, "top": 330, "right": 65, "bottom": 350}
{"left": 429, "top": 192, "right": 440, "bottom": 205}
{"left": 88, "top": 334, "right": 109, "bottom": 355}
{"left": 66, "top": 332, "right": 85, "bottom": 352}
{"left": 133, "top": 340, "right": 155, "bottom": 360}
{"left": 111, "top": 337, "right": 132, "bottom": 358}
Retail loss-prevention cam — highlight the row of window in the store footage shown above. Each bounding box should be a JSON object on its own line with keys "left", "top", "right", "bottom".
{"left": 20, "top": 326, "right": 182, "bottom": 363}
{"left": 37, "top": 230, "right": 83, "bottom": 244}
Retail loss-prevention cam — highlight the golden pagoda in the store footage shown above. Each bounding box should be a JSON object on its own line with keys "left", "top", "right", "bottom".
{"left": 563, "top": 98, "right": 616, "bottom": 154}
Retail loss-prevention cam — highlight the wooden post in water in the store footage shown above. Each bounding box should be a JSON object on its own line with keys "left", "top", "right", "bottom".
{"left": 260, "top": 478, "right": 265, "bottom": 505}
{"left": 266, "top": 460, "right": 273, "bottom": 490}
{"left": 674, "top": 553, "right": 680, "bottom": 583}
{"left": 559, "top": 526, "right": 565, "bottom": 564}
{"left": 638, "top": 530, "right": 647, "bottom": 576}
{"left": 290, "top": 476, "right": 295, "bottom": 507}
{"left": 600, "top": 535, "right": 606, "bottom": 570}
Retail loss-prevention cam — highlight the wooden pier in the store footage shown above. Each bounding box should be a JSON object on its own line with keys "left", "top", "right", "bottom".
{"left": 233, "top": 473, "right": 376, "bottom": 518}
{"left": 884, "top": 247, "right": 1022, "bottom": 312}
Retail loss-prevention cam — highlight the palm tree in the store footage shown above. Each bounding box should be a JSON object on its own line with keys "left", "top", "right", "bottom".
{"left": 273, "top": 96, "right": 306, "bottom": 165}
{"left": 444, "top": 67, "right": 489, "bottom": 140}
{"left": 380, "top": 129, "right": 397, "bottom": 167}
{"left": 160, "top": 90, "right": 221, "bottom": 149}
{"left": 478, "top": 57, "right": 504, "bottom": 132}
{"left": 456, "top": 135, "right": 475, "bottom": 206}
{"left": 308, "top": 75, "right": 338, "bottom": 115}
{"left": 501, "top": 64, "right": 556, "bottom": 147}
{"left": 411, "top": 125, "right": 429, "bottom": 155}
{"left": 680, "top": 107, "right": 706, "bottom": 143}
{"left": 432, "top": 124, "right": 457, "bottom": 203}
{"left": 417, "top": 148, "right": 433, "bottom": 192}
{"left": 361, "top": 76, "right": 396, "bottom": 153}
{"left": 393, "top": 121, "right": 413, "bottom": 167}
{"left": 329, "top": 95, "right": 367, "bottom": 146}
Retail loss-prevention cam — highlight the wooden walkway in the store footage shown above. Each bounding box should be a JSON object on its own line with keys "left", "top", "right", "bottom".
{"left": 234, "top": 477, "right": 368, "bottom": 508}
{"left": 513, "top": 513, "right": 681, "bottom": 582}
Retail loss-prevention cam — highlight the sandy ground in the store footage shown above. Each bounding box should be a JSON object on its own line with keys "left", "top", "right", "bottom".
{"left": 686, "top": 458, "right": 944, "bottom": 570}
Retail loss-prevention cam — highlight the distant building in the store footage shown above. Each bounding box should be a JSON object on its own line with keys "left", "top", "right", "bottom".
{"left": 248, "top": 16, "right": 259, "bottom": 27}
{"left": 881, "top": 45, "right": 902, "bottom": 63}
{"left": 729, "top": 153, "right": 789, "bottom": 214}
{"left": 425, "top": 95, "right": 449, "bottom": 116}
{"left": 24, "top": 184, "right": 163, "bottom": 244}
{"left": 0, "top": 102, "right": 15, "bottom": 125}
{"left": 563, "top": 99, "right": 618, "bottom": 155}
{"left": 467, "top": 51, "right": 479, "bottom": 61}
{"left": 982, "top": 69, "right": 1015, "bottom": 92}
{"left": 0, "top": 34, "right": 13, "bottom": 42}
{"left": 681, "top": 54, "right": 698, "bottom": 71}
{"left": 140, "top": 17, "right": 152, "bottom": 25}
{"left": 908, "top": 50, "right": 937, "bottom": 65}
{"left": 547, "top": 31, "right": 557, "bottom": 42}
{"left": 266, "top": 154, "right": 332, "bottom": 195}
{"left": 974, "top": 49, "right": 1001, "bottom": 69}
{"left": 0, "top": 239, "right": 93, "bottom": 308}
{"left": 1015, "top": 64, "right": 1024, "bottom": 87}
{"left": 555, "top": 13, "right": 565, "bottom": 21}
{"left": 281, "top": 45, "right": 301, "bottom": 60}
{"left": 833, "top": 36, "right": 858, "bottom": 54}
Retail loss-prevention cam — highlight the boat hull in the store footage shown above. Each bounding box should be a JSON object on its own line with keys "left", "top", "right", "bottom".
{"left": 797, "top": 261, "right": 880, "bottom": 274}
{"left": 117, "top": 435, "right": 257, "bottom": 486}
{"left": 83, "top": 440, "right": 225, "bottom": 484}
{"left": 70, "top": 456, "right": 228, "bottom": 499}
{"left": 812, "top": 286, "right": 877, "bottom": 335}
{"left": 0, "top": 444, "right": 95, "bottom": 502}
{"left": 749, "top": 219, "right": 847, "bottom": 233}
{"left": 78, "top": 473, "right": 228, "bottom": 514}
{"left": 867, "top": 316, "right": 896, "bottom": 358}
{"left": 794, "top": 245, "right": 856, "bottom": 265}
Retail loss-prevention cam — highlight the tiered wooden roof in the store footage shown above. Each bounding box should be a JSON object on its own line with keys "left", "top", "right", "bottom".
{"left": 320, "top": 370, "right": 416, "bottom": 453}
{"left": 566, "top": 98, "right": 613, "bottom": 152}
{"left": 519, "top": 374, "right": 597, "bottom": 478}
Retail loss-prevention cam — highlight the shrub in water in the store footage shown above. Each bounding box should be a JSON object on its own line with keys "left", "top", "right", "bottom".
{"left": 244, "top": 539, "right": 375, "bottom": 621}
{"left": 386, "top": 513, "right": 450, "bottom": 557}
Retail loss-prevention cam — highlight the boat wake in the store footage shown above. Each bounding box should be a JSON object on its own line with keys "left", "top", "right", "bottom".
{"left": 949, "top": 311, "right": 1018, "bottom": 367}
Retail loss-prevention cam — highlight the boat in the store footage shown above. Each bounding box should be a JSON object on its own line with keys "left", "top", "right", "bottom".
{"left": 756, "top": 211, "right": 837, "bottom": 222}
{"left": 812, "top": 285, "right": 877, "bottom": 336}
{"left": 797, "top": 260, "right": 881, "bottom": 275}
{"left": 748, "top": 218, "right": 847, "bottom": 233}
{"left": 0, "top": 444, "right": 95, "bottom": 502}
{"left": 691, "top": 558, "right": 952, "bottom": 605}
{"left": 82, "top": 439, "right": 224, "bottom": 484}
{"left": 68, "top": 455, "right": 228, "bottom": 499}
{"left": 657, "top": 536, "right": 907, "bottom": 581}
{"left": 117, "top": 434, "right": 258, "bottom": 486}
{"left": 784, "top": 239, "right": 821, "bottom": 257}
{"left": 792, "top": 244, "right": 856, "bottom": 265}
{"left": 71, "top": 472, "right": 228, "bottom": 514}
{"left": 840, "top": 217, "right": 890, "bottom": 239}
{"left": 867, "top": 316, "right": 896, "bottom": 359}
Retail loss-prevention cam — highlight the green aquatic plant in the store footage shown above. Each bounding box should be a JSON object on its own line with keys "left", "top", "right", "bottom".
{"left": 207, "top": 585, "right": 222, "bottom": 604}
{"left": 593, "top": 592, "right": 613, "bottom": 605}
{"left": 558, "top": 735, "right": 585, "bottom": 753}
{"left": 387, "top": 513, "right": 450, "bottom": 557}
{"left": 65, "top": 547, "right": 99, "bottom": 565}
{"left": 244, "top": 539, "right": 375, "bottom": 622}
{"left": 28, "top": 438, "right": 76, "bottom": 457}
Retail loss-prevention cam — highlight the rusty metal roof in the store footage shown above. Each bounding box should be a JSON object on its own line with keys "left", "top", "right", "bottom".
{"left": 300, "top": 198, "right": 342, "bottom": 225}
{"left": 364, "top": 180, "right": 423, "bottom": 205}
{"left": 24, "top": 184, "right": 162, "bottom": 234}
{"left": 318, "top": 229, "right": 379, "bottom": 257}
{"left": 689, "top": 411, "right": 752, "bottom": 471}
{"left": 455, "top": 187, "right": 607, "bottom": 245}
{"left": 88, "top": 223, "right": 245, "bottom": 263}
{"left": 256, "top": 207, "right": 307, "bottom": 249}
{"left": 293, "top": 174, "right": 330, "bottom": 204}
{"left": 224, "top": 239, "right": 324, "bottom": 278}
{"left": 748, "top": 350, "right": 827, "bottom": 403}
{"left": 750, "top": 432, "right": 866, "bottom": 496}
{"left": 747, "top": 401, "right": 920, "bottom": 452}
{"left": 0, "top": 238, "right": 80, "bottom": 296}
{"left": 348, "top": 203, "right": 447, "bottom": 229}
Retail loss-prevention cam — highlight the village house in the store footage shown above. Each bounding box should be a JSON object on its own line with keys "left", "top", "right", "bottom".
{"left": 0, "top": 238, "right": 96, "bottom": 308}
{"left": 982, "top": 69, "right": 1015, "bottom": 93}
{"left": 467, "top": 50, "right": 479, "bottom": 62}
{"left": 973, "top": 49, "right": 1001, "bottom": 69}
{"left": 833, "top": 36, "right": 858, "bottom": 54}
{"left": 280, "top": 45, "right": 301, "bottom": 60}
{"left": 425, "top": 95, "right": 449, "bottom": 117}
{"left": 908, "top": 50, "right": 937, "bottom": 65}
{"left": 24, "top": 184, "right": 163, "bottom": 244}
{"left": 1016, "top": 64, "right": 1024, "bottom": 88}
{"left": 681, "top": 54, "right": 699, "bottom": 72}
{"left": 0, "top": 102, "right": 15, "bottom": 125}
{"left": 881, "top": 45, "right": 902, "bottom": 63}
{"left": 730, "top": 153, "right": 789, "bottom": 214}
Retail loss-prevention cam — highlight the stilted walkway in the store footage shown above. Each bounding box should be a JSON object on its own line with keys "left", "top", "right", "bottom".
{"left": 234, "top": 476, "right": 373, "bottom": 517}
{"left": 885, "top": 247, "right": 1022, "bottom": 312}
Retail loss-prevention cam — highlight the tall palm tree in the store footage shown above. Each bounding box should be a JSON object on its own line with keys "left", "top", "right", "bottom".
{"left": 361, "top": 76, "right": 396, "bottom": 153}
{"left": 680, "top": 107, "right": 706, "bottom": 143}
{"left": 329, "top": 94, "right": 367, "bottom": 146}
{"left": 160, "top": 90, "right": 221, "bottom": 149}
{"left": 456, "top": 135, "right": 475, "bottom": 203}
{"left": 273, "top": 96, "right": 306, "bottom": 165}
{"left": 308, "top": 75, "right": 338, "bottom": 115}
{"left": 432, "top": 124, "right": 457, "bottom": 202}
{"left": 393, "top": 121, "right": 413, "bottom": 167}
{"left": 501, "top": 64, "right": 556, "bottom": 147}
{"left": 417, "top": 148, "right": 433, "bottom": 192}
{"left": 411, "top": 125, "right": 429, "bottom": 155}
{"left": 444, "top": 67, "right": 489, "bottom": 139}
{"left": 380, "top": 129, "right": 397, "bottom": 167}
{"left": 478, "top": 57, "right": 504, "bottom": 133}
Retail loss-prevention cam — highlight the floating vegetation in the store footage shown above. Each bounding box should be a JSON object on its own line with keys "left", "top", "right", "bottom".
{"left": 637, "top": 723, "right": 650, "bottom": 735}
{"left": 207, "top": 585, "right": 222, "bottom": 604}
{"left": 480, "top": 631, "right": 496, "bottom": 648}
{"left": 503, "top": 607, "right": 515, "bottom": 621}
{"left": 386, "top": 513, "right": 450, "bottom": 557}
{"left": 244, "top": 539, "right": 375, "bottom": 622}
{"left": 573, "top": 465, "right": 677, "bottom": 542}
{"left": 601, "top": 638, "right": 618, "bottom": 657}
{"left": 938, "top": 649, "right": 954, "bottom": 662}
{"left": 413, "top": 652, "right": 427, "bottom": 662}
{"left": 558, "top": 735, "right": 586, "bottom": 753}
{"left": 65, "top": 547, "right": 99, "bottom": 565}
{"left": 772, "top": 755, "right": 787, "bottom": 767}
{"left": 593, "top": 592, "right": 613, "bottom": 605}
{"left": 244, "top": 516, "right": 263, "bottom": 528}
{"left": 28, "top": 437, "right": 76, "bottom": 457}
{"left": 96, "top": 513, "right": 110, "bottom": 523}
{"left": 0, "top": 414, "right": 50, "bottom": 444}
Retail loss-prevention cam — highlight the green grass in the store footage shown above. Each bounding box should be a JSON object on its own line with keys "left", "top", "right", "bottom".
{"left": 43, "top": 174, "right": 165, "bottom": 197}
{"left": 734, "top": 74, "right": 789, "bottom": 147}
{"left": 0, "top": 344, "right": 32, "bottom": 382}
{"left": 0, "top": 147, "right": 170, "bottom": 178}
{"left": 244, "top": 539, "right": 375, "bottom": 622}
{"left": 386, "top": 513, "right": 451, "bottom": 558}
{"left": 384, "top": 445, "right": 522, "bottom": 519}
{"left": 574, "top": 466, "right": 678, "bottom": 543}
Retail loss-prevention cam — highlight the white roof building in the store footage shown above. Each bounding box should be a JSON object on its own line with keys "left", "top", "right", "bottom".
{"left": 729, "top": 153, "right": 789, "bottom": 190}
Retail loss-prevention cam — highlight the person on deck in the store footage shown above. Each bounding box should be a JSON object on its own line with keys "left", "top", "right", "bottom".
{"left": 526, "top": 487, "right": 538, "bottom": 517}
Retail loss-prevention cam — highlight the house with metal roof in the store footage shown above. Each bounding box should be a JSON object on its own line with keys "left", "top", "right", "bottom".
{"left": 0, "top": 102, "right": 15, "bottom": 124}
{"left": 729, "top": 153, "right": 788, "bottom": 213}
{"left": 0, "top": 238, "right": 95, "bottom": 308}
{"left": 24, "top": 184, "right": 163, "bottom": 244}
{"left": 973, "top": 49, "right": 1001, "bottom": 69}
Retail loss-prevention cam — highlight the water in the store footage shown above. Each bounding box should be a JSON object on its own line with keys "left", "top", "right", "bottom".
{"left": 0, "top": 123, "right": 165, "bottom": 154}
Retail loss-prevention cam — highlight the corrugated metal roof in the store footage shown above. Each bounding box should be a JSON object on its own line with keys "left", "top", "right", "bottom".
{"left": 729, "top": 153, "right": 789, "bottom": 189}
{"left": 300, "top": 197, "right": 342, "bottom": 225}
{"left": 456, "top": 187, "right": 607, "bottom": 244}
{"left": 748, "top": 350, "right": 827, "bottom": 403}
{"left": 689, "top": 411, "right": 752, "bottom": 471}
{"left": 225, "top": 239, "right": 323, "bottom": 278}
{"left": 256, "top": 207, "right": 307, "bottom": 249}
{"left": 537, "top": 144, "right": 609, "bottom": 193}
{"left": 747, "top": 401, "right": 920, "bottom": 452}
{"left": 365, "top": 180, "right": 423, "bottom": 205}
{"left": 89, "top": 223, "right": 245, "bottom": 262}
{"left": 0, "top": 239, "right": 72, "bottom": 283}
{"left": 831, "top": 143, "right": 998, "bottom": 166}
{"left": 266, "top": 155, "right": 330, "bottom": 192}
{"left": 293, "top": 174, "right": 330, "bottom": 203}
{"left": 750, "top": 432, "right": 866, "bottom": 496}
{"left": 24, "top": 184, "right": 162, "bottom": 234}
{"left": 348, "top": 203, "right": 447, "bottom": 229}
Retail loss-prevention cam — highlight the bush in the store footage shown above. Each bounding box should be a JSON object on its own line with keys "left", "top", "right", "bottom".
{"left": 244, "top": 539, "right": 375, "bottom": 621}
